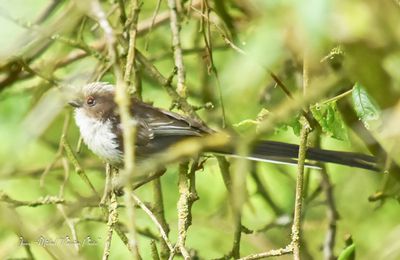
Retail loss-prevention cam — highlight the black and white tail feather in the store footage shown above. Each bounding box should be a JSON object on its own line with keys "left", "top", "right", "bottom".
{"left": 215, "top": 140, "right": 378, "bottom": 171}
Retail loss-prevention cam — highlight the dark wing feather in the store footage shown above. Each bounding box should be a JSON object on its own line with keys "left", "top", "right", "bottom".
{"left": 130, "top": 98, "right": 211, "bottom": 156}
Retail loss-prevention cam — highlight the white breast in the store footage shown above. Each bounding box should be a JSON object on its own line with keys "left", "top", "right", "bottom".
{"left": 74, "top": 109, "right": 123, "bottom": 163}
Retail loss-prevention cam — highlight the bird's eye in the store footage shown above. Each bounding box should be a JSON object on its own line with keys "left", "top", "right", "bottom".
{"left": 86, "top": 96, "right": 96, "bottom": 106}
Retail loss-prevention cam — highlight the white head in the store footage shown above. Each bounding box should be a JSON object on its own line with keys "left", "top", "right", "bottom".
{"left": 69, "top": 82, "right": 123, "bottom": 163}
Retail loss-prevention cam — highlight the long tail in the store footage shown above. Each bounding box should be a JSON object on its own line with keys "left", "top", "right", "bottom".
{"left": 216, "top": 140, "right": 379, "bottom": 171}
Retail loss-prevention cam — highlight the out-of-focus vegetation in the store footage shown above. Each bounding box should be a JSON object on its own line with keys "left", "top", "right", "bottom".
{"left": 1, "top": 0, "right": 400, "bottom": 259}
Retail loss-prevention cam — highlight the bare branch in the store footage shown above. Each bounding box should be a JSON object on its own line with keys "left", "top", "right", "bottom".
{"left": 291, "top": 51, "right": 312, "bottom": 260}
{"left": 102, "top": 186, "right": 118, "bottom": 260}
{"left": 176, "top": 162, "right": 192, "bottom": 259}
{"left": 238, "top": 245, "right": 293, "bottom": 260}
{"left": 131, "top": 193, "right": 175, "bottom": 254}
{"left": 152, "top": 174, "right": 170, "bottom": 258}
{"left": 167, "top": 0, "right": 186, "bottom": 97}
{"left": 0, "top": 192, "right": 65, "bottom": 207}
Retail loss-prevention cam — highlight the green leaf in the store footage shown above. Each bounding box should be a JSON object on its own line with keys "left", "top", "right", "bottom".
{"left": 338, "top": 244, "right": 356, "bottom": 260}
{"left": 288, "top": 115, "right": 302, "bottom": 136}
{"left": 352, "top": 82, "right": 380, "bottom": 127}
{"left": 275, "top": 114, "right": 302, "bottom": 136}
{"left": 311, "top": 102, "right": 348, "bottom": 141}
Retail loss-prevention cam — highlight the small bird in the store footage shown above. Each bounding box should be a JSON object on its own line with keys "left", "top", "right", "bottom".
{"left": 68, "top": 82, "right": 379, "bottom": 171}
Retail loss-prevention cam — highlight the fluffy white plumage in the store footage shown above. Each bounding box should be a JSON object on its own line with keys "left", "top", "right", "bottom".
{"left": 74, "top": 108, "right": 123, "bottom": 163}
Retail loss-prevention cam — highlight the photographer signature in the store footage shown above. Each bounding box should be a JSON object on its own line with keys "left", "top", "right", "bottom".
{"left": 19, "top": 235, "right": 100, "bottom": 247}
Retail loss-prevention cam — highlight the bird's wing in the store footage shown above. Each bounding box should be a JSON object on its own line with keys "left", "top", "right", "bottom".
{"left": 109, "top": 109, "right": 154, "bottom": 148}
{"left": 131, "top": 99, "right": 211, "bottom": 137}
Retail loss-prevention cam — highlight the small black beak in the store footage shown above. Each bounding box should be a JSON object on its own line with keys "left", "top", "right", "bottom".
{"left": 68, "top": 100, "right": 83, "bottom": 108}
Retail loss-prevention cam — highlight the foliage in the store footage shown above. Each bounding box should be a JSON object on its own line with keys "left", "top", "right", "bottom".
{"left": 311, "top": 102, "right": 348, "bottom": 141}
{"left": 351, "top": 82, "right": 380, "bottom": 129}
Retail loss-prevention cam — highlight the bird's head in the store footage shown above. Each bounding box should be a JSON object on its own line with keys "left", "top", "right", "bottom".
{"left": 68, "top": 82, "right": 117, "bottom": 120}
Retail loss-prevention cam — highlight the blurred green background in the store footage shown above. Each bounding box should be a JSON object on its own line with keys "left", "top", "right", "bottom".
{"left": 1, "top": 0, "right": 400, "bottom": 259}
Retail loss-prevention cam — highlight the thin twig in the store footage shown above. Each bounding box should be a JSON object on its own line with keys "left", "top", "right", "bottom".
{"left": 250, "top": 166, "right": 285, "bottom": 216}
{"left": 75, "top": 216, "right": 160, "bottom": 240}
{"left": 216, "top": 156, "right": 243, "bottom": 258}
{"left": 152, "top": 174, "right": 170, "bottom": 259}
{"left": 102, "top": 184, "right": 118, "bottom": 260}
{"left": 291, "top": 119, "right": 310, "bottom": 259}
{"left": 319, "top": 88, "right": 353, "bottom": 105}
{"left": 268, "top": 70, "right": 314, "bottom": 126}
{"left": 144, "top": 0, "right": 162, "bottom": 50}
{"left": 51, "top": 34, "right": 107, "bottom": 61}
{"left": 238, "top": 245, "right": 293, "bottom": 260}
{"left": 101, "top": 164, "right": 113, "bottom": 205}
{"left": 23, "top": 239, "right": 36, "bottom": 260}
{"left": 57, "top": 205, "right": 79, "bottom": 252}
{"left": 135, "top": 50, "right": 201, "bottom": 120}
{"left": 0, "top": 192, "right": 65, "bottom": 207}
{"left": 61, "top": 135, "right": 100, "bottom": 198}
{"left": 124, "top": 0, "right": 141, "bottom": 88}
{"left": 150, "top": 45, "right": 227, "bottom": 61}
{"left": 40, "top": 113, "right": 71, "bottom": 187}
{"left": 150, "top": 240, "right": 161, "bottom": 260}
{"left": 35, "top": 0, "right": 64, "bottom": 24}
{"left": 167, "top": 0, "right": 187, "bottom": 97}
{"left": 201, "top": 0, "right": 226, "bottom": 128}
{"left": 117, "top": 0, "right": 127, "bottom": 26}
{"left": 321, "top": 166, "right": 339, "bottom": 260}
{"left": 131, "top": 193, "right": 175, "bottom": 254}
{"left": 176, "top": 162, "right": 192, "bottom": 259}
{"left": 18, "top": 59, "right": 58, "bottom": 84}
{"left": 255, "top": 215, "right": 292, "bottom": 233}
{"left": 190, "top": 6, "right": 245, "bottom": 55}
{"left": 291, "top": 52, "right": 312, "bottom": 260}
{"left": 57, "top": 156, "right": 80, "bottom": 252}
{"left": 316, "top": 133, "right": 340, "bottom": 260}
{"left": 231, "top": 216, "right": 242, "bottom": 258}
{"left": 133, "top": 170, "right": 167, "bottom": 190}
